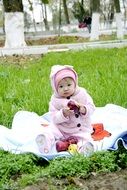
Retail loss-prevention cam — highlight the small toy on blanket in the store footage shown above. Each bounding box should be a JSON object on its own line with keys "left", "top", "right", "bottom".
{"left": 56, "top": 136, "right": 94, "bottom": 156}
{"left": 68, "top": 142, "right": 94, "bottom": 156}
{"left": 92, "top": 123, "right": 111, "bottom": 141}
{"left": 68, "top": 144, "right": 78, "bottom": 154}
{"left": 56, "top": 136, "right": 78, "bottom": 152}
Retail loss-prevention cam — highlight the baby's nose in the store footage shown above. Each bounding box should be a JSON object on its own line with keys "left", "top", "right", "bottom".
{"left": 64, "top": 86, "right": 68, "bottom": 90}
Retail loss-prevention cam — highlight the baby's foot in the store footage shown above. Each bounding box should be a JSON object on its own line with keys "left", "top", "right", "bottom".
{"left": 35, "top": 134, "right": 49, "bottom": 154}
{"left": 79, "top": 142, "right": 94, "bottom": 156}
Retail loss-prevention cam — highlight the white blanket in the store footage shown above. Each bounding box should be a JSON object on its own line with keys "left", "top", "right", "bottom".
{"left": 0, "top": 104, "right": 127, "bottom": 160}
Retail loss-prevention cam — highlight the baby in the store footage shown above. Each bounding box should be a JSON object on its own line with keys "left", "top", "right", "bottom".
{"left": 49, "top": 65, "right": 95, "bottom": 155}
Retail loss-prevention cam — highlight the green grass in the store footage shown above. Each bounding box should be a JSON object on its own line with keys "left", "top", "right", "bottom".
{"left": 0, "top": 47, "right": 127, "bottom": 189}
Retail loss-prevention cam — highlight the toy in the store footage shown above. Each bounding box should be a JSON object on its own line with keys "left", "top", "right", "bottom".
{"left": 56, "top": 136, "right": 78, "bottom": 152}
{"left": 56, "top": 139, "right": 69, "bottom": 152}
{"left": 91, "top": 123, "right": 111, "bottom": 141}
{"left": 78, "top": 142, "right": 94, "bottom": 156}
{"left": 67, "top": 100, "right": 80, "bottom": 117}
{"left": 68, "top": 144, "right": 78, "bottom": 154}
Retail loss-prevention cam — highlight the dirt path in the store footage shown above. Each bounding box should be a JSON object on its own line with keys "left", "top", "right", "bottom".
{"left": 24, "top": 169, "right": 127, "bottom": 190}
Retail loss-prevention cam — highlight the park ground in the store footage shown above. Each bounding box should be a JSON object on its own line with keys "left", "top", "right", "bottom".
{"left": 0, "top": 33, "right": 123, "bottom": 47}
{"left": 24, "top": 168, "right": 127, "bottom": 190}
{"left": 1, "top": 54, "right": 126, "bottom": 190}
{"left": 1, "top": 36, "right": 127, "bottom": 190}
{"left": 0, "top": 35, "right": 88, "bottom": 47}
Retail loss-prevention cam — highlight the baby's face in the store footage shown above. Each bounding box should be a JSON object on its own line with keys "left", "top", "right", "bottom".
{"left": 57, "top": 77, "right": 75, "bottom": 98}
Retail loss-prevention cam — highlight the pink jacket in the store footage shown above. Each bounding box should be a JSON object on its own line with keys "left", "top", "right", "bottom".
{"left": 49, "top": 65, "right": 95, "bottom": 136}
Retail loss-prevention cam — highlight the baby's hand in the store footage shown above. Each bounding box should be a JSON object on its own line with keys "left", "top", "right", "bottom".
{"left": 63, "top": 107, "right": 74, "bottom": 118}
{"left": 79, "top": 105, "right": 87, "bottom": 115}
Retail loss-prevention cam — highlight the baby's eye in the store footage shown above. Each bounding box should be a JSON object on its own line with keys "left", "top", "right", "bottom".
{"left": 59, "top": 85, "right": 63, "bottom": 88}
{"left": 68, "top": 83, "right": 71, "bottom": 86}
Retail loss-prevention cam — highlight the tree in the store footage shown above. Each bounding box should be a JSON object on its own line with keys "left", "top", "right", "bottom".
{"left": 3, "top": 0, "right": 26, "bottom": 48}
{"left": 28, "top": 0, "right": 37, "bottom": 32}
{"left": 122, "top": 0, "right": 127, "bottom": 27}
{"left": 81, "top": 0, "right": 84, "bottom": 6}
{"left": 108, "top": 1, "right": 114, "bottom": 26}
{"left": 114, "top": 0, "right": 124, "bottom": 39}
{"left": 72, "top": 1, "right": 86, "bottom": 23}
{"left": 40, "top": 0, "right": 50, "bottom": 30}
{"left": 100, "top": 0, "right": 114, "bottom": 28}
{"left": 58, "top": 0, "right": 62, "bottom": 36}
{"left": 24, "top": 11, "right": 32, "bottom": 32}
{"left": 49, "top": 0, "right": 58, "bottom": 32}
{"left": 62, "top": 0, "right": 70, "bottom": 24}
{"left": 90, "top": 0, "right": 100, "bottom": 41}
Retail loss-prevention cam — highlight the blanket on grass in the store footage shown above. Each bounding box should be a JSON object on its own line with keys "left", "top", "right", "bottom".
{"left": 0, "top": 104, "right": 127, "bottom": 160}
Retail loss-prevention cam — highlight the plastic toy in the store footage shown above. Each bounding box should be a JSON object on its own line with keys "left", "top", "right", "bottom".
{"left": 92, "top": 123, "right": 111, "bottom": 141}
{"left": 68, "top": 144, "right": 78, "bottom": 154}
{"left": 56, "top": 136, "right": 78, "bottom": 152}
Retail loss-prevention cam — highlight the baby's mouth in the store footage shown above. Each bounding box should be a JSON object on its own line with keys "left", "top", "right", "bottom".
{"left": 64, "top": 91, "right": 69, "bottom": 95}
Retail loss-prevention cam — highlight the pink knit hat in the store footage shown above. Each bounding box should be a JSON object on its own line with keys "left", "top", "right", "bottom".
{"left": 54, "top": 68, "right": 77, "bottom": 90}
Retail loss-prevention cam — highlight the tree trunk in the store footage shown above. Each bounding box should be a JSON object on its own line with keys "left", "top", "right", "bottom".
{"left": 62, "top": 0, "right": 70, "bottom": 24}
{"left": 115, "top": 12, "right": 123, "bottom": 39}
{"left": 90, "top": 0, "right": 100, "bottom": 41}
{"left": 41, "top": 4, "right": 50, "bottom": 31}
{"left": 44, "top": 4, "right": 50, "bottom": 30}
{"left": 114, "top": 0, "right": 120, "bottom": 12}
{"left": 114, "top": 0, "right": 124, "bottom": 39}
{"left": 90, "top": 13, "right": 100, "bottom": 40}
{"left": 3, "top": 0, "right": 26, "bottom": 48}
{"left": 28, "top": 0, "right": 37, "bottom": 32}
{"left": 81, "top": 0, "right": 84, "bottom": 6}
{"left": 122, "top": 0, "right": 127, "bottom": 27}
{"left": 58, "top": 0, "right": 62, "bottom": 36}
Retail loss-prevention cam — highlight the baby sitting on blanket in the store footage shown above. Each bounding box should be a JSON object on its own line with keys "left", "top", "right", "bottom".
{"left": 36, "top": 65, "right": 95, "bottom": 155}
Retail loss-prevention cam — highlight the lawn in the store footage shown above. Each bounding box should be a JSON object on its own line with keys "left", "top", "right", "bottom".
{"left": 0, "top": 47, "right": 127, "bottom": 189}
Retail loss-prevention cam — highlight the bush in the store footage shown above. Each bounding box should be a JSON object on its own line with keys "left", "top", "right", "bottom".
{"left": 47, "top": 154, "right": 91, "bottom": 178}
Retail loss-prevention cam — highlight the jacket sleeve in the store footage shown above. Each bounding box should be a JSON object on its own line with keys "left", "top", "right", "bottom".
{"left": 78, "top": 88, "right": 95, "bottom": 117}
{"left": 49, "top": 99, "right": 69, "bottom": 124}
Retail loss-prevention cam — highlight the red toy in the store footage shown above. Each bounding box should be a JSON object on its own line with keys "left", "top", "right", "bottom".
{"left": 56, "top": 136, "right": 78, "bottom": 152}
{"left": 91, "top": 123, "right": 111, "bottom": 141}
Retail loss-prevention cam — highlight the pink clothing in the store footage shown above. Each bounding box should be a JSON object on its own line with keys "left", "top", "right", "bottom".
{"left": 49, "top": 87, "right": 95, "bottom": 141}
{"left": 50, "top": 65, "right": 78, "bottom": 95}
{"left": 54, "top": 68, "right": 76, "bottom": 91}
{"left": 49, "top": 65, "right": 95, "bottom": 145}
{"left": 36, "top": 123, "right": 63, "bottom": 154}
